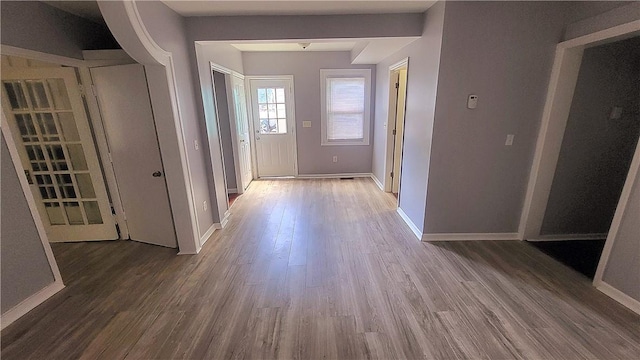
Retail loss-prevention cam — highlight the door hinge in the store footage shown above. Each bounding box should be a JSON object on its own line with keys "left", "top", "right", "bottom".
{"left": 90, "top": 84, "right": 97, "bottom": 97}
{"left": 390, "top": 171, "right": 394, "bottom": 178}
{"left": 78, "top": 84, "right": 85, "bottom": 96}
{"left": 392, "top": 129, "right": 397, "bottom": 136}
{"left": 395, "top": 82, "right": 399, "bottom": 89}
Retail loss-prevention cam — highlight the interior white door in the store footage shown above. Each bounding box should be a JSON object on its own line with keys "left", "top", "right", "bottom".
{"left": 90, "top": 64, "right": 177, "bottom": 248}
{"left": 249, "top": 78, "right": 296, "bottom": 177}
{"left": 1, "top": 67, "right": 118, "bottom": 242}
{"left": 231, "top": 74, "right": 252, "bottom": 190}
{"left": 392, "top": 69, "right": 408, "bottom": 194}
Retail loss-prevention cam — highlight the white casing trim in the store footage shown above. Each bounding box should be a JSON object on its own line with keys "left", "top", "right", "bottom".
{"left": 422, "top": 233, "right": 520, "bottom": 242}
{"left": 527, "top": 233, "right": 608, "bottom": 241}
{"left": 595, "top": 281, "right": 640, "bottom": 315}
{"left": 370, "top": 174, "right": 384, "bottom": 190}
{"left": 0, "top": 281, "right": 65, "bottom": 330}
{"left": 396, "top": 207, "right": 422, "bottom": 240}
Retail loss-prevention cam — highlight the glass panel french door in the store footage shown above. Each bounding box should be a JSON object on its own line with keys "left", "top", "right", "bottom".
{"left": 1, "top": 67, "right": 117, "bottom": 242}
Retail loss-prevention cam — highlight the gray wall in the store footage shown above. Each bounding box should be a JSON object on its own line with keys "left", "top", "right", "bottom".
{"left": 564, "top": 1, "right": 639, "bottom": 40}
{"left": 423, "top": 1, "right": 571, "bottom": 233}
{"left": 542, "top": 37, "right": 640, "bottom": 235}
{"left": 213, "top": 71, "right": 237, "bottom": 190}
{"left": 1, "top": 132, "right": 55, "bottom": 313}
{"left": 136, "top": 1, "right": 217, "bottom": 235}
{"left": 0, "top": 1, "right": 119, "bottom": 59}
{"left": 603, "top": 164, "right": 640, "bottom": 302}
{"left": 243, "top": 51, "right": 376, "bottom": 175}
{"left": 373, "top": 2, "right": 446, "bottom": 232}
{"left": 186, "top": 13, "right": 424, "bottom": 41}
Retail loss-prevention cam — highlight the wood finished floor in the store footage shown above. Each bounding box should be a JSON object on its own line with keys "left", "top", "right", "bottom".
{"left": 2, "top": 178, "right": 639, "bottom": 359}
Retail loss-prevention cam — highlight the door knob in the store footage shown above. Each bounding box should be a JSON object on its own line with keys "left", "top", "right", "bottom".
{"left": 256, "top": 137, "right": 261, "bottom": 140}
{"left": 152, "top": 171, "right": 163, "bottom": 177}
{"left": 240, "top": 139, "right": 245, "bottom": 142}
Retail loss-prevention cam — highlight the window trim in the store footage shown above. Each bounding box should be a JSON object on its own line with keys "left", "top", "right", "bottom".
{"left": 320, "top": 69, "right": 371, "bottom": 146}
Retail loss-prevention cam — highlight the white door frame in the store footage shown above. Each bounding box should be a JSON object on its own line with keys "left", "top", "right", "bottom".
{"left": 245, "top": 75, "right": 298, "bottom": 178}
{"left": 384, "top": 58, "right": 409, "bottom": 195}
{"left": 210, "top": 62, "right": 249, "bottom": 195}
{"left": 0, "top": 45, "right": 135, "bottom": 240}
{"left": 517, "top": 21, "right": 640, "bottom": 311}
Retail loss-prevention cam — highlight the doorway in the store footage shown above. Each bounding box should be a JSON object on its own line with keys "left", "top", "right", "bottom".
{"left": 519, "top": 20, "right": 640, "bottom": 300}
{"left": 247, "top": 76, "right": 297, "bottom": 177}
{"left": 211, "top": 67, "right": 253, "bottom": 208}
{"left": 384, "top": 59, "right": 409, "bottom": 202}
{"left": 529, "top": 36, "right": 639, "bottom": 279}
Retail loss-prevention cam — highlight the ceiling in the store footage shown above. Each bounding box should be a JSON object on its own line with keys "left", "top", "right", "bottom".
{"left": 42, "top": 1, "right": 105, "bottom": 24}
{"left": 230, "top": 41, "right": 357, "bottom": 52}
{"left": 162, "top": 0, "right": 436, "bottom": 17}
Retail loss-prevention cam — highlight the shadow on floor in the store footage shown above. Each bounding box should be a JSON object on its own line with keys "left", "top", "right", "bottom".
{"left": 528, "top": 239, "right": 606, "bottom": 279}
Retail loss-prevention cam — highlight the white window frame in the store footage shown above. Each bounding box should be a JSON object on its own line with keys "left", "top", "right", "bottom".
{"left": 320, "top": 69, "right": 371, "bottom": 146}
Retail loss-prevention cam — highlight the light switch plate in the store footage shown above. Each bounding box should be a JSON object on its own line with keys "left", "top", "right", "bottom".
{"left": 302, "top": 121, "right": 312, "bottom": 128}
{"left": 505, "top": 134, "right": 514, "bottom": 146}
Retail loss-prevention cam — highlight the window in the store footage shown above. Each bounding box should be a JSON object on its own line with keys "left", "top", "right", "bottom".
{"left": 257, "top": 87, "right": 287, "bottom": 134}
{"left": 320, "top": 69, "right": 371, "bottom": 145}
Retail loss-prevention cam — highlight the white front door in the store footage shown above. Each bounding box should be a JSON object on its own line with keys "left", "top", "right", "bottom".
{"left": 90, "top": 64, "right": 177, "bottom": 248}
{"left": 230, "top": 74, "right": 252, "bottom": 190}
{"left": 1, "top": 67, "right": 118, "bottom": 242}
{"left": 249, "top": 78, "right": 296, "bottom": 177}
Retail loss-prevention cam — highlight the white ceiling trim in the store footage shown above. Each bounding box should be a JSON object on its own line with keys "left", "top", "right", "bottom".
{"left": 162, "top": 0, "right": 436, "bottom": 17}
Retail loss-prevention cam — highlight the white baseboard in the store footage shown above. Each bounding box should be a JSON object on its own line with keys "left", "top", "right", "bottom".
{"left": 396, "top": 207, "right": 422, "bottom": 240}
{"left": 199, "top": 223, "right": 217, "bottom": 247}
{"left": 595, "top": 280, "right": 640, "bottom": 315}
{"left": 422, "top": 232, "right": 520, "bottom": 242}
{"left": 1, "top": 280, "right": 64, "bottom": 330}
{"left": 214, "top": 210, "right": 231, "bottom": 230}
{"left": 370, "top": 174, "right": 384, "bottom": 191}
{"left": 227, "top": 188, "right": 238, "bottom": 194}
{"left": 527, "top": 233, "right": 608, "bottom": 241}
{"left": 296, "top": 173, "right": 372, "bottom": 179}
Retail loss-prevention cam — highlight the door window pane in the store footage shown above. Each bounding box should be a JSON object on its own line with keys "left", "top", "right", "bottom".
{"left": 3, "top": 82, "right": 28, "bottom": 110}
{"left": 26, "top": 81, "right": 50, "bottom": 109}
{"left": 45, "top": 203, "right": 65, "bottom": 225}
{"left": 15, "top": 114, "right": 38, "bottom": 142}
{"left": 46, "top": 145, "right": 68, "bottom": 171}
{"left": 67, "top": 144, "right": 88, "bottom": 170}
{"left": 83, "top": 201, "right": 103, "bottom": 224}
{"left": 47, "top": 78, "right": 71, "bottom": 110}
{"left": 64, "top": 202, "right": 84, "bottom": 225}
{"left": 58, "top": 112, "right": 80, "bottom": 141}
{"left": 56, "top": 174, "right": 76, "bottom": 199}
{"left": 75, "top": 173, "right": 96, "bottom": 198}
{"left": 256, "top": 87, "right": 287, "bottom": 134}
{"left": 35, "top": 113, "right": 60, "bottom": 141}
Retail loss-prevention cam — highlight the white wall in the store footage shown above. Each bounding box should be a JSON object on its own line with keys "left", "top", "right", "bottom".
{"left": 242, "top": 51, "right": 375, "bottom": 175}
{"left": 373, "top": 2, "right": 446, "bottom": 232}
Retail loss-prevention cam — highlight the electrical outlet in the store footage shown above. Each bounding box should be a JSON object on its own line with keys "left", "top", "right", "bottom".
{"left": 332, "top": 156, "right": 338, "bottom": 163}
{"left": 505, "top": 134, "right": 514, "bottom": 146}
{"left": 203, "top": 200, "right": 207, "bottom": 211}
{"left": 194, "top": 140, "right": 200, "bottom": 150}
